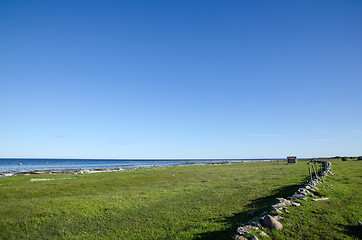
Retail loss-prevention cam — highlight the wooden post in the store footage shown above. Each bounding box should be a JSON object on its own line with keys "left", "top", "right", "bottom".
{"left": 308, "top": 167, "right": 312, "bottom": 183}
{"left": 316, "top": 164, "right": 319, "bottom": 175}
{"left": 312, "top": 165, "right": 317, "bottom": 179}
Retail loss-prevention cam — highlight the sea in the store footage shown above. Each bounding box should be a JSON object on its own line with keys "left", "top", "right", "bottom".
{"left": 0, "top": 158, "right": 283, "bottom": 173}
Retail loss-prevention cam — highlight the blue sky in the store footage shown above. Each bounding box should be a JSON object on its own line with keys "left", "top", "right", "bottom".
{"left": 1, "top": 0, "right": 361, "bottom": 159}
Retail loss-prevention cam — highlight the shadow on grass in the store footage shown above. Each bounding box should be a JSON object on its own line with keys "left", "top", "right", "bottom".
{"left": 194, "top": 183, "right": 304, "bottom": 240}
{"left": 338, "top": 223, "right": 362, "bottom": 239}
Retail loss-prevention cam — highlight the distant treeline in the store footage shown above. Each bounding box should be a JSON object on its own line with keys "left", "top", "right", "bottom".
{"left": 311, "top": 156, "right": 362, "bottom": 161}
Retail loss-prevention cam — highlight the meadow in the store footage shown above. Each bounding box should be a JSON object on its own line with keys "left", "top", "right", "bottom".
{"left": 0, "top": 160, "right": 360, "bottom": 239}
{"left": 269, "top": 159, "right": 361, "bottom": 240}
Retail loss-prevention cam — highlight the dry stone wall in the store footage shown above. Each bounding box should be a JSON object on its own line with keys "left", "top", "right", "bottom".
{"left": 234, "top": 160, "right": 333, "bottom": 240}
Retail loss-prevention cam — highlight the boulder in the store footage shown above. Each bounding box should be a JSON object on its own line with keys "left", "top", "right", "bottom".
{"left": 262, "top": 214, "right": 283, "bottom": 230}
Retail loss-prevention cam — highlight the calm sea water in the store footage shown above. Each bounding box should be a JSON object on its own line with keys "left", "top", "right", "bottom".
{"left": 0, "top": 158, "right": 282, "bottom": 173}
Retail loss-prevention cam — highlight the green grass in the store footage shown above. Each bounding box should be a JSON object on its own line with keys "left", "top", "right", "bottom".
{"left": 264, "top": 159, "right": 362, "bottom": 240}
{"left": 0, "top": 160, "right": 360, "bottom": 239}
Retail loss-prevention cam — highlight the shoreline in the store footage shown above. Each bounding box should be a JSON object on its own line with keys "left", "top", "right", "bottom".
{"left": 0, "top": 159, "right": 290, "bottom": 177}
{"left": 0, "top": 158, "right": 315, "bottom": 177}
{"left": 0, "top": 161, "right": 239, "bottom": 177}
{"left": 0, "top": 159, "right": 280, "bottom": 175}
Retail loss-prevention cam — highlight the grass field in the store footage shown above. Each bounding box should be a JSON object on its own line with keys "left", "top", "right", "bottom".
{"left": 0, "top": 160, "right": 360, "bottom": 239}
{"left": 269, "top": 159, "right": 362, "bottom": 240}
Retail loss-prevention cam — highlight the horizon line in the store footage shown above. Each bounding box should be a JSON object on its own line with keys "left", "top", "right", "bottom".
{"left": 0, "top": 157, "right": 316, "bottom": 160}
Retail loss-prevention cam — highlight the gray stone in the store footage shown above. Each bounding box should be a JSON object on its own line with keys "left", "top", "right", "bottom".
{"left": 292, "top": 193, "right": 307, "bottom": 200}
{"left": 237, "top": 226, "right": 252, "bottom": 235}
{"left": 250, "top": 235, "right": 259, "bottom": 240}
{"left": 271, "top": 203, "right": 286, "bottom": 209}
{"left": 276, "top": 198, "right": 292, "bottom": 205}
{"left": 235, "top": 235, "right": 248, "bottom": 240}
{"left": 252, "top": 220, "right": 263, "bottom": 229}
{"left": 259, "top": 230, "right": 269, "bottom": 237}
{"left": 273, "top": 208, "right": 283, "bottom": 214}
{"left": 312, "top": 197, "right": 329, "bottom": 201}
{"left": 242, "top": 224, "right": 256, "bottom": 228}
{"left": 298, "top": 188, "right": 311, "bottom": 195}
{"left": 292, "top": 202, "right": 301, "bottom": 207}
{"left": 262, "top": 214, "right": 283, "bottom": 230}
{"left": 308, "top": 187, "right": 316, "bottom": 192}
{"left": 353, "top": 215, "right": 362, "bottom": 226}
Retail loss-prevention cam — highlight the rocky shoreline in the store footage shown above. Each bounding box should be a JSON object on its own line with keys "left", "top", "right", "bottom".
{"left": 0, "top": 167, "right": 126, "bottom": 177}
{"left": 0, "top": 161, "right": 236, "bottom": 177}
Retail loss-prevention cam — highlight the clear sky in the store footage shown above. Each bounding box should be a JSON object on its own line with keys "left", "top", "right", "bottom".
{"left": 1, "top": 0, "right": 361, "bottom": 159}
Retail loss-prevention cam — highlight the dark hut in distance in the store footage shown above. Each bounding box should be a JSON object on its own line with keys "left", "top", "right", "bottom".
{"left": 287, "top": 156, "right": 297, "bottom": 163}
